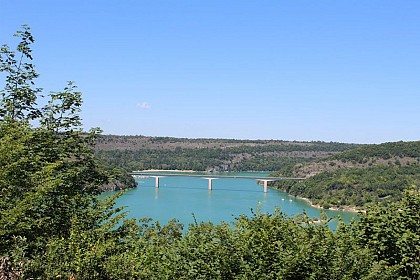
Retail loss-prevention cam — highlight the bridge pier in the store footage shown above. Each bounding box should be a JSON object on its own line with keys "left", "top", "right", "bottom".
{"left": 258, "top": 179, "right": 272, "bottom": 193}
{"left": 151, "top": 176, "right": 165, "bottom": 188}
{"left": 204, "top": 178, "right": 218, "bottom": 190}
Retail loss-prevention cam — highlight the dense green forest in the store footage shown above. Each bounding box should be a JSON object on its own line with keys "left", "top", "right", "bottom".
{"left": 1, "top": 27, "right": 419, "bottom": 279}
{"left": 95, "top": 135, "right": 358, "bottom": 172}
{"left": 331, "top": 141, "right": 420, "bottom": 162}
{"left": 273, "top": 141, "right": 420, "bottom": 209}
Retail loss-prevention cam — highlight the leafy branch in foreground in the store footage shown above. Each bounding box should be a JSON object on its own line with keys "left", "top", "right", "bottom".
{"left": 0, "top": 26, "right": 130, "bottom": 278}
{"left": 0, "top": 25, "right": 42, "bottom": 121}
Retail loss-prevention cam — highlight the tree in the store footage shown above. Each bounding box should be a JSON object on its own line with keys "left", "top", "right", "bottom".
{"left": 357, "top": 186, "right": 420, "bottom": 279}
{"left": 0, "top": 25, "right": 41, "bottom": 121}
{"left": 0, "top": 26, "right": 128, "bottom": 278}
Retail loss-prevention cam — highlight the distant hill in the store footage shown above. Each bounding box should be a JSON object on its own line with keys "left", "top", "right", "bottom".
{"left": 272, "top": 141, "right": 420, "bottom": 209}
{"left": 94, "top": 135, "right": 359, "bottom": 172}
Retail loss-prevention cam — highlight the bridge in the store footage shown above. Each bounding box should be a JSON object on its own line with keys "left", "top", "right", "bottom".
{"left": 130, "top": 171, "right": 304, "bottom": 193}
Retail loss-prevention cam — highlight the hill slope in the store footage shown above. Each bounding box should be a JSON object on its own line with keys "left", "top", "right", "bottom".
{"left": 272, "top": 141, "right": 420, "bottom": 209}
{"left": 94, "top": 135, "right": 359, "bottom": 172}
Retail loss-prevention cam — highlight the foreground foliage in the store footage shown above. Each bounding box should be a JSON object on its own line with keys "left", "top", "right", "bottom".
{"left": 1, "top": 27, "right": 419, "bottom": 279}
{"left": 3, "top": 190, "right": 419, "bottom": 279}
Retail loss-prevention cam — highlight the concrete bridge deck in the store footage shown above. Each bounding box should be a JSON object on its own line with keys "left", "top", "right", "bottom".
{"left": 130, "top": 171, "right": 304, "bottom": 193}
{"left": 130, "top": 172, "right": 303, "bottom": 181}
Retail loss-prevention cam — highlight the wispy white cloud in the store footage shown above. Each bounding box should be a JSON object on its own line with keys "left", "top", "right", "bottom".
{"left": 136, "top": 102, "right": 151, "bottom": 109}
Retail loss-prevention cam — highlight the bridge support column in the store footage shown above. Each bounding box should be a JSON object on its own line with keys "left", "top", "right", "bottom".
{"left": 151, "top": 176, "right": 165, "bottom": 188}
{"left": 258, "top": 179, "right": 271, "bottom": 193}
{"left": 204, "top": 178, "right": 218, "bottom": 190}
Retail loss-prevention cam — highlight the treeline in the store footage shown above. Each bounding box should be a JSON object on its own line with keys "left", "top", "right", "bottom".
{"left": 97, "top": 134, "right": 360, "bottom": 150}
{"left": 235, "top": 156, "right": 312, "bottom": 172}
{"left": 331, "top": 141, "right": 420, "bottom": 163}
{"left": 96, "top": 148, "right": 226, "bottom": 171}
{"left": 96, "top": 148, "right": 314, "bottom": 172}
{"left": 95, "top": 138, "right": 358, "bottom": 172}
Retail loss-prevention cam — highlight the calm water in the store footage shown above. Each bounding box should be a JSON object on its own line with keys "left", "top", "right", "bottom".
{"left": 111, "top": 172, "right": 358, "bottom": 228}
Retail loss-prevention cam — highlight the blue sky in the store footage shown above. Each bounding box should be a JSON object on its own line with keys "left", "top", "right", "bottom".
{"left": 1, "top": 1, "right": 419, "bottom": 144}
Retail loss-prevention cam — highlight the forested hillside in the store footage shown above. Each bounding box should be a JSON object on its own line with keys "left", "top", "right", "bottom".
{"left": 95, "top": 135, "right": 359, "bottom": 172}
{"left": 273, "top": 141, "right": 420, "bottom": 209}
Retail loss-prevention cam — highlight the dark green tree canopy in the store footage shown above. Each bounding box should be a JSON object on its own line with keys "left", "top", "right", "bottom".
{"left": 0, "top": 26, "right": 121, "bottom": 278}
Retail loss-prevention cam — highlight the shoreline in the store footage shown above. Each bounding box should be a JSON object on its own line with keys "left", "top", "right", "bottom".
{"left": 135, "top": 169, "right": 271, "bottom": 174}
{"left": 295, "top": 196, "right": 362, "bottom": 213}
{"left": 135, "top": 169, "right": 197, "bottom": 173}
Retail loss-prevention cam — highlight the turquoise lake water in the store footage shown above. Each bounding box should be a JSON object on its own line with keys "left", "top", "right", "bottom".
{"left": 112, "top": 172, "right": 358, "bottom": 228}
